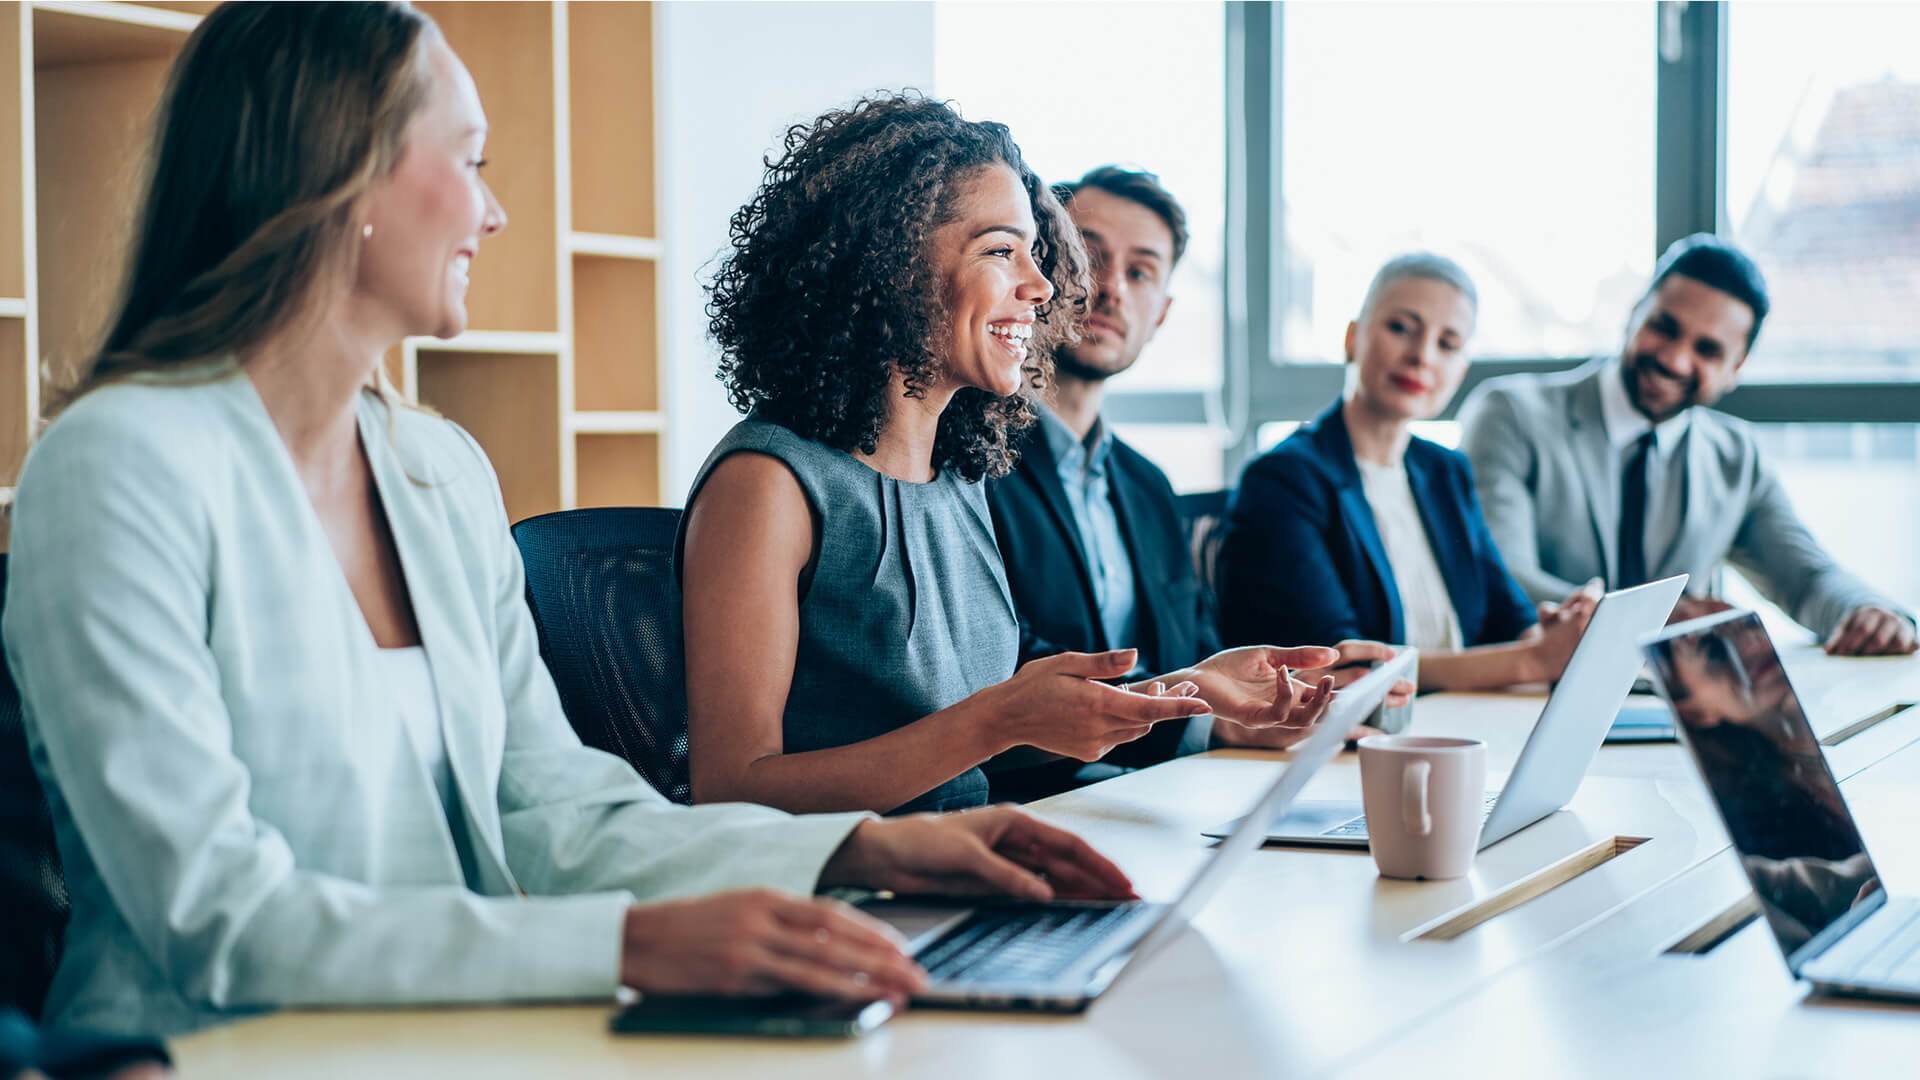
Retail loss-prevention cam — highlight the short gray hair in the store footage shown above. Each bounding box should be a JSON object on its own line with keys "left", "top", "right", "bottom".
{"left": 1358, "top": 252, "right": 1478, "bottom": 319}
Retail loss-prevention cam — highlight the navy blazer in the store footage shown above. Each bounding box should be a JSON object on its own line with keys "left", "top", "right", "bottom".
{"left": 985, "top": 421, "right": 1219, "bottom": 784}
{"left": 1218, "top": 402, "right": 1536, "bottom": 650}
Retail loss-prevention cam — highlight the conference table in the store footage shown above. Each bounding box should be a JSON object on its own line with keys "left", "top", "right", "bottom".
{"left": 173, "top": 642, "right": 1920, "bottom": 1078}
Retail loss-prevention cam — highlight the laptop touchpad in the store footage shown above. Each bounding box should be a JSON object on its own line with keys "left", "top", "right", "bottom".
{"left": 1266, "top": 800, "right": 1363, "bottom": 834}
{"left": 1208, "top": 799, "right": 1362, "bottom": 839}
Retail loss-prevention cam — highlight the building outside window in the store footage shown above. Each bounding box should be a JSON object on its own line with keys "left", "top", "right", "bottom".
{"left": 935, "top": 2, "right": 1920, "bottom": 619}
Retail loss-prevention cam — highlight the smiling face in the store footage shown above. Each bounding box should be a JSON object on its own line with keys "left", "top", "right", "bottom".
{"left": 924, "top": 164, "right": 1056, "bottom": 398}
{"left": 1346, "top": 275, "right": 1476, "bottom": 423}
{"left": 354, "top": 36, "right": 506, "bottom": 341}
{"left": 1055, "top": 186, "right": 1174, "bottom": 381}
{"left": 1619, "top": 274, "right": 1755, "bottom": 423}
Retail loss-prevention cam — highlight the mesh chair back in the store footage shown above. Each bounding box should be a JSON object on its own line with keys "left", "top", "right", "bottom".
{"left": 1175, "top": 489, "right": 1230, "bottom": 605}
{"left": 0, "top": 553, "right": 70, "bottom": 1017}
{"left": 512, "top": 508, "right": 692, "bottom": 803}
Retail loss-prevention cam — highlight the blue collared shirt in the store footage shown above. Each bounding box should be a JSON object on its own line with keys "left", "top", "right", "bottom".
{"left": 1035, "top": 404, "right": 1140, "bottom": 663}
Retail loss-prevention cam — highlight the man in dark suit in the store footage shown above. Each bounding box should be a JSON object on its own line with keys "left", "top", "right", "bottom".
{"left": 986, "top": 167, "right": 1397, "bottom": 799}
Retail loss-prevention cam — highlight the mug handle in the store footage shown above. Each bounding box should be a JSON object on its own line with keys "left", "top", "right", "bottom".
{"left": 1401, "top": 760, "right": 1432, "bottom": 837}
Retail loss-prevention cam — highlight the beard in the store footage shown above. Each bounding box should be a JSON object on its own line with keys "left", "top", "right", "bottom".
{"left": 1626, "top": 351, "right": 1702, "bottom": 422}
{"left": 1052, "top": 346, "right": 1121, "bottom": 383}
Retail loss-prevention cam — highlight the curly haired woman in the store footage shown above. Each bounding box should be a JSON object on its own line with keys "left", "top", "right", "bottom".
{"left": 679, "top": 94, "right": 1343, "bottom": 815}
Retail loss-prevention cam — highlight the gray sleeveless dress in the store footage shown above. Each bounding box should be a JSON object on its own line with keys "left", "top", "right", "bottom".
{"left": 679, "top": 418, "right": 1019, "bottom": 813}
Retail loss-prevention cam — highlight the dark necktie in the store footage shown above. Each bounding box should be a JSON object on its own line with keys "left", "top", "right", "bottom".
{"left": 1617, "top": 430, "right": 1656, "bottom": 588}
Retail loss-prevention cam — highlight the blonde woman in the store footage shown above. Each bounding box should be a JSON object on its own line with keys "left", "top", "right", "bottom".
{"left": 5, "top": 3, "right": 1130, "bottom": 1037}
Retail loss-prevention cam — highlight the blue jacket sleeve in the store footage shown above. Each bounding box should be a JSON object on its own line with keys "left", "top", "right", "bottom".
{"left": 1219, "top": 450, "right": 1366, "bottom": 647}
{"left": 1456, "top": 454, "right": 1539, "bottom": 645}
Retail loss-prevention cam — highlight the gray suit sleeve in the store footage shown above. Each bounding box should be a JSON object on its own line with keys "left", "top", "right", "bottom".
{"left": 1727, "top": 455, "right": 1911, "bottom": 639}
{"left": 1458, "top": 385, "right": 1583, "bottom": 603}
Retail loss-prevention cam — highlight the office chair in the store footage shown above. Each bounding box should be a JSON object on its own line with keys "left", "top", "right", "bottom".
{"left": 1174, "top": 488, "right": 1230, "bottom": 607}
{"left": 0, "top": 553, "right": 70, "bottom": 1018}
{"left": 512, "top": 507, "right": 692, "bottom": 804}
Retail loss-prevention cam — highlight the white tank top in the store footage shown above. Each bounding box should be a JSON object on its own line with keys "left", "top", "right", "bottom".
{"left": 377, "top": 646, "right": 455, "bottom": 822}
{"left": 1356, "top": 458, "right": 1464, "bottom": 653}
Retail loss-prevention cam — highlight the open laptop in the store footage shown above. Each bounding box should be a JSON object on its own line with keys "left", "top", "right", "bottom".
{"left": 1229, "top": 575, "right": 1686, "bottom": 850}
{"left": 1646, "top": 610, "right": 1920, "bottom": 1002}
{"left": 856, "top": 649, "right": 1416, "bottom": 1012}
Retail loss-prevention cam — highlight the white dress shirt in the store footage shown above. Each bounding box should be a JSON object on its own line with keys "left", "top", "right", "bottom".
{"left": 1357, "top": 457, "right": 1464, "bottom": 653}
{"left": 1597, "top": 365, "right": 1692, "bottom": 582}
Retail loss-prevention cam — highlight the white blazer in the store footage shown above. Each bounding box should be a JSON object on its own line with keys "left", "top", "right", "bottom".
{"left": 4, "top": 371, "right": 869, "bottom": 1037}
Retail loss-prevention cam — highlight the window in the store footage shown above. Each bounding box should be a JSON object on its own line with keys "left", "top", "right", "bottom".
{"left": 934, "top": 1, "right": 1226, "bottom": 392}
{"left": 1726, "top": 4, "right": 1920, "bottom": 381}
{"left": 1746, "top": 423, "right": 1920, "bottom": 614}
{"left": 1720, "top": 423, "right": 1920, "bottom": 631}
{"left": 1277, "top": 3, "right": 1656, "bottom": 364}
{"left": 1110, "top": 423, "right": 1225, "bottom": 492}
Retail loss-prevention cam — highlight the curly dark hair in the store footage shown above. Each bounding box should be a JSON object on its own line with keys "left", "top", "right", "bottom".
{"left": 706, "top": 92, "right": 1090, "bottom": 482}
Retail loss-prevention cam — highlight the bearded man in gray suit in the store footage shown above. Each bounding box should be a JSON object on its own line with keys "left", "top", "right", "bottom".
{"left": 1458, "top": 234, "right": 1915, "bottom": 657}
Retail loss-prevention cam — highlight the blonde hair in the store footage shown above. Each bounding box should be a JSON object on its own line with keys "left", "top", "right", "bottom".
{"left": 56, "top": 2, "right": 439, "bottom": 413}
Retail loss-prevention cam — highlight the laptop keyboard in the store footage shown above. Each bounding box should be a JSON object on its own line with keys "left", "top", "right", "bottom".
{"left": 1822, "top": 899, "right": 1920, "bottom": 987}
{"left": 918, "top": 904, "right": 1139, "bottom": 984}
{"left": 1323, "top": 791, "right": 1502, "bottom": 839}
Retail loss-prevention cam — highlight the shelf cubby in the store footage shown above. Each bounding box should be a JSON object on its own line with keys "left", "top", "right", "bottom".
{"left": 571, "top": 253, "right": 657, "bottom": 413}
{"left": 1, "top": 0, "right": 669, "bottom": 552}
{"left": 130, "top": 2, "right": 219, "bottom": 15}
{"left": 31, "top": 2, "right": 195, "bottom": 67}
{"left": 415, "top": 347, "right": 562, "bottom": 526}
{"left": 416, "top": 1, "right": 558, "bottom": 335}
{"left": 0, "top": 315, "right": 27, "bottom": 495}
{"left": 574, "top": 432, "right": 658, "bottom": 509}
{"left": 33, "top": 2, "right": 188, "bottom": 398}
{"left": 567, "top": 0, "right": 653, "bottom": 240}
{"left": 0, "top": 6, "right": 24, "bottom": 301}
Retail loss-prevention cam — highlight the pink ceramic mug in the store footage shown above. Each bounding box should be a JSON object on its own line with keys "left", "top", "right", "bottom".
{"left": 1357, "top": 734, "right": 1487, "bottom": 880}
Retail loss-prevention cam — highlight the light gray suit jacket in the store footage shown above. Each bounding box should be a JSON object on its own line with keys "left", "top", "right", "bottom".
{"left": 3, "top": 373, "right": 869, "bottom": 1037}
{"left": 1457, "top": 360, "right": 1903, "bottom": 638}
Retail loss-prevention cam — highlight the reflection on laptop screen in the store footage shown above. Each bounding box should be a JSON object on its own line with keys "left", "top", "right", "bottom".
{"left": 1647, "top": 612, "right": 1881, "bottom": 961}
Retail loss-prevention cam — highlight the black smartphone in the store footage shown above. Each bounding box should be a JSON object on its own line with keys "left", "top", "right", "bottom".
{"left": 609, "top": 993, "right": 896, "bottom": 1039}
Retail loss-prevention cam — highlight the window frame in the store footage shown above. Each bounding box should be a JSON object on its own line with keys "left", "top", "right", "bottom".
{"left": 1102, "top": 1, "right": 1920, "bottom": 482}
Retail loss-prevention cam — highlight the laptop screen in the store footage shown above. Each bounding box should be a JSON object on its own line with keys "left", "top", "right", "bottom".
{"left": 1124, "top": 648, "right": 1419, "bottom": 964}
{"left": 1645, "top": 611, "right": 1883, "bottom": 969}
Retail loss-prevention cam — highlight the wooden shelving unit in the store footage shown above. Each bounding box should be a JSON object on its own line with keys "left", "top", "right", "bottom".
{"left": 0, "top": 0, "right": 667, "bottom": 548}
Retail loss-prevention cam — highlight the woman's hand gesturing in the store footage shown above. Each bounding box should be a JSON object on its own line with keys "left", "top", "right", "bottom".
{"left": 980, "top": 649, "right": 1212, "bottom": 762}
{"left": 1186, "top": 645, "right": 1340, "bottom": 750}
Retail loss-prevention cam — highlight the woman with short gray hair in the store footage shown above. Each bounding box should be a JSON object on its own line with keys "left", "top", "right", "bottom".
{"left": 1219, "top": 254, "right": 1602, "bottom": 691}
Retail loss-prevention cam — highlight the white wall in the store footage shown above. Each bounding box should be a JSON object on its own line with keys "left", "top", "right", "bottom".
{"left": 655, "top": 2, "right": 936, "bottom": 502}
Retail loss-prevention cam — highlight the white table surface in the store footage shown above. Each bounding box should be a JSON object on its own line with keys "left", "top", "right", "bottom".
{"left": 171, "top": 644, "right": 1920, "bottom": 1078}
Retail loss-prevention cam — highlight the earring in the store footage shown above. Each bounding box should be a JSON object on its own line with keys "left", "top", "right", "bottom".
{"left": 362, "top": 223, "right": 375, "bottom": 239}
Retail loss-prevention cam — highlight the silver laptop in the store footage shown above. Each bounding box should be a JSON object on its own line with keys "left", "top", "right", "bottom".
{"left": 1232, "top": 575, "right": 1686, "bottom": 850}
{"left": 1647, "top": 609, "right": 1920, "bottom": 1002}
{"left": 858, "top": 649, "right": 1416, "bottom": 1012}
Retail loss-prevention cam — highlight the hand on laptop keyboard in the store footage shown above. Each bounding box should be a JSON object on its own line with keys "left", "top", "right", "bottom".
{"left": 820, "top": 808, "right": 1139, "bottom": 903}
{"left": 921, "top": 907, "right": 1138, "bottom": 983}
